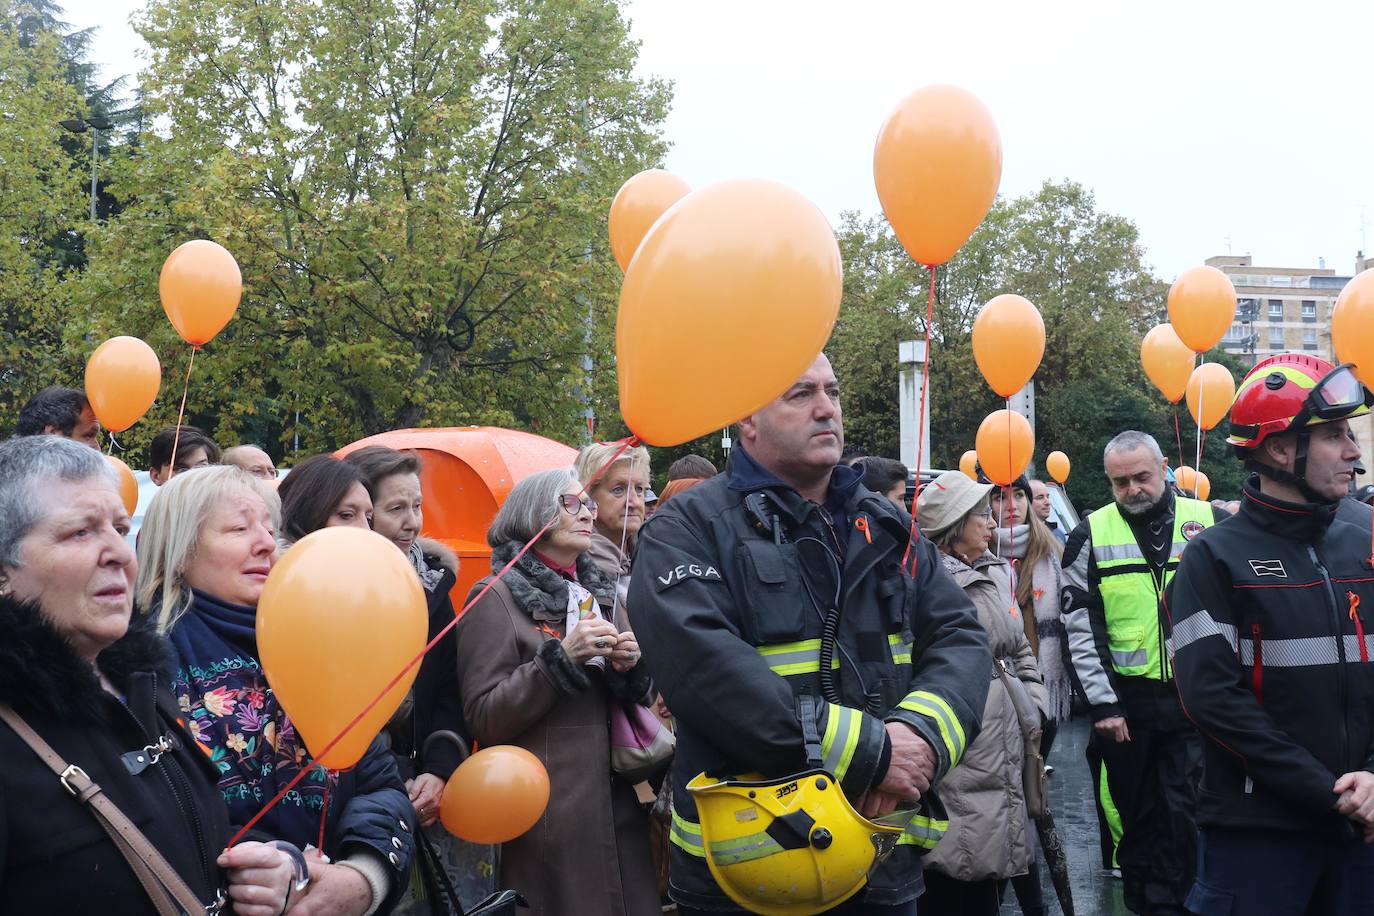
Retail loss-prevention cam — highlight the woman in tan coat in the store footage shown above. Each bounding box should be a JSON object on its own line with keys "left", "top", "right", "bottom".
{"left": 916, "top": 471, "right": 1048, "bottom": 916}
{"left": 456, "top": 468, "right": 659, "bottom": 916}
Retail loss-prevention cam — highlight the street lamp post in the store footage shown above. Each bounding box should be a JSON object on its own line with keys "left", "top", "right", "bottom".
{"left": 58, "top": 115, "right": 114, "bottom": 220}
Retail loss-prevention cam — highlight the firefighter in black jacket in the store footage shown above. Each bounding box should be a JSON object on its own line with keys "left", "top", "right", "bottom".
{"left": 630, "top": 354, "right": 991, "bottom": 915}
{"left": 1167, "top": 353, "right": 1374, "bottom": 914}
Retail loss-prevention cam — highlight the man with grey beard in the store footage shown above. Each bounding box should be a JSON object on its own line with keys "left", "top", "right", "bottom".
{"left": 1062, "top": 431, "right": 1227, "bottom": 915}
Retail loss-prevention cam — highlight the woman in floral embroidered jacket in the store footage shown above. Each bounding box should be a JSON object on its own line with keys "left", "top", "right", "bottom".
{"left": 137, "top": 465, "right": 416, "bottom": 916}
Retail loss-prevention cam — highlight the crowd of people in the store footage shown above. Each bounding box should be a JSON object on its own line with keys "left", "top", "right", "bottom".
{"left": 2, "top": 349, "right": 1373, "bottom": 916}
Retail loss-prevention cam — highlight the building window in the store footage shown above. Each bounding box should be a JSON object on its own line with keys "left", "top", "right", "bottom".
{"left": 1302, "top": 299, "right": 1317, "bottom": 321}
{"left": 1221, "top": 322, "right": 1247, "bottom": 344}
{"left": 1269, "top": 327, "right": 1285, "bottom": 347}
{"left": 1268, "top": 299, "right": 1284, "bottom": 318}
{"left": 1303, "top": 328, "right": 1318, "bottom": 350}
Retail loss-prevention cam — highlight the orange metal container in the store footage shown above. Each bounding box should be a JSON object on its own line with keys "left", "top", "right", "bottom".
{"left": 337, "top": 427, "right": 578, "bottom": 605}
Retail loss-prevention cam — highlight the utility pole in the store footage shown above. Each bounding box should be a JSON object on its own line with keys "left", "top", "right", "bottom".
{"left": 59, "top": 115, "right": 114, "bottom": 220}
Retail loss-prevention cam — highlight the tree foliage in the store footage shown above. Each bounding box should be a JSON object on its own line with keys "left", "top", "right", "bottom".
{"left": 70, "top": 0, "right": 669, "bottom": 460}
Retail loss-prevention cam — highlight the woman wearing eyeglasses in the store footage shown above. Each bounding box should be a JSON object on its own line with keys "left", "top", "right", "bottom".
{"left": 455, "top": 468, "right": 659, "bottom": 916}
{"left": 915, "top": 471, "right": 1047, "bottom": 916}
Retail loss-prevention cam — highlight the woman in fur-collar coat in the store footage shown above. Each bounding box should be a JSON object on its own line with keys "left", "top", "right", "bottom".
{"left": 455, "top": 469, "right": 659, "bottom": 916}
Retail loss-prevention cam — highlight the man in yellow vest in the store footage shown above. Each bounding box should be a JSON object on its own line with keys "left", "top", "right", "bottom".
{"left": 1063, "top": 430, "right": 1226, "bottom": 915}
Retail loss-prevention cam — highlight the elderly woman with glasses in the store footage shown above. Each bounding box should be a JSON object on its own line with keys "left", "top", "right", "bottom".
{"left": 455, "top": 468, "right": 659, "bottom": 916}
{"left": 915, "top": 471, "right": 1048, "bottom": 916}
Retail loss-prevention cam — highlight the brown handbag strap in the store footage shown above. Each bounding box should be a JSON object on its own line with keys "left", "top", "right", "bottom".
{"left": 0, "top": 703, "right": 212, "bottom": 916}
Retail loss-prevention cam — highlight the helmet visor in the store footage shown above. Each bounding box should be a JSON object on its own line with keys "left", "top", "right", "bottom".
{"left": 1308, "top": 364, "right": 1371, "bottom": 420}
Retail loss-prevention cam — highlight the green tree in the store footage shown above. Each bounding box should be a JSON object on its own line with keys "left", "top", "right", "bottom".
{"left": 73, "top": 0, "right": 670, "bottom": 462}
{"left": 0, "top": 3, "right": 87, "bottom": 422}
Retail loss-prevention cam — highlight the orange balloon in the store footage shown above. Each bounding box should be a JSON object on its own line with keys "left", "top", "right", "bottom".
{"left": 1333, "top": 268, "right": 1374, "bottom": 391}
{"left": 1172, "top": 465, "right": 1208, "bottom": 500}
{"left": 1185, "top": 362, "right": 1236, "bottom": 431}
{"left": 106, "top": 455, "right": 138, "bottom": 516}
{"left": 608, "top": 169, "right": 691, "bottom": 272}
{"left": 1140, "top": 324, "right": 1196, "bottom": 404}
{"left": 972, "top": 294, "right": 1045, "bottom": 397}
{"left": 975, "top": 409, "right": 1034, "bottom": 486}
{"left": 159, "top": 240, "right": 243, "bottom": 347}
{"left": 874, "top": 84, "right": 1002, "bottom": 266}
{"left": 440, "top": 746, "right": 550, "bottom": 844}
{"left": 1046, "top": 450, "right": 1071, "bottom": 484}
{"left": 959, "top": 449, "right": 978, "bottom": 479}
{"left": 1167, "top": 266, "right": 1236, "bottom": 353}
{"left": 84, "top": 336, "right": 161, "bottom": 433}
{"left": 257, "top": 527, "right": 427, "bottom": 769}
{"left": 617, "top": 179, "right": 841, "bottom": 446}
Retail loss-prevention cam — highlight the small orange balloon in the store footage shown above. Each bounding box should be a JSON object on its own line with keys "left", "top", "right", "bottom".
{"left": 106, "top": 455, "right": 138, "bottom": 516}
{"left": 1194, "top": 471, "right": 1211, "bottom": 501}
{"left": 874, "top": 85, "right": 1003, "bottom": 266}
{"left": 258, "top": 526, "right": 427, "bottom": 769}
{"left": 608, "top": 169, "right": 691, "bottom": 272}
{"left": 959, "top": 449, "right": 978, "bottom": 479}
{"left": 1185, "top": 363, "right": 1237, "bottom": 431}
{"left": 972, "top": 294, "right": 1045, "bottom": 397}
{"left": 617, "top": 179, "right": 842, "bottom": 446}
{"left": 440, "top": 746, "right": 550, "bottom": 844}
{"left": 1334, "top": 268, "right": 1374, "bottom": 391}
{"left": 976, "top": 409, "right": 1035, "bottom": 486}
{"left": 1168, "top": 266, "right": 1236, "bottom": 353}
{"left": 159, "top": 240, "right": 243, "bottom": 347}
{"left": 85, "top": 336, "right": 161, "bottom": 433}
{"left": 1174, "top": 465, "right": 1197, "bottom": 492}
{"left": 1046, "top": 451, "right": 1071, "bottom": 485}
{"left": 1140, "top": 324, "right": 1196, "bottom": 404}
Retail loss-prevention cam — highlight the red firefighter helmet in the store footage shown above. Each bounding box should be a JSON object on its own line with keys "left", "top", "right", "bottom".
{"left": 1227, "top": 353, "right": 1372, "bottom": 450}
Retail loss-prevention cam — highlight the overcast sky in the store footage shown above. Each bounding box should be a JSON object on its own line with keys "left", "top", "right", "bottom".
{"left": 64, "top": 0, "right": 1374, "bottom": 280}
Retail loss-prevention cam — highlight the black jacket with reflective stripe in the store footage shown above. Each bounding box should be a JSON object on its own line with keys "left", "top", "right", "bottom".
{"left": 630, "top": 449, "right": 990, "bottom": 909}
{"left": 1165, "top": 478, "right": 1374, "bottom": 835}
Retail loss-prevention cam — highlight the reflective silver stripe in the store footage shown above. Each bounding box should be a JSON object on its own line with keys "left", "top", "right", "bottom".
{"left": 1110, "top": 648, "right": 1148, "bottom": 668}
{"left": 1092, "top": 543, "right": 1145, "bottom": 563}
{"left": 821, "top": 705, "right": 861, "bottom": 779}
{"left": 1167, "top": 611, "right": 1238, "bottom": 655}
{"left": 1236, "top": 635, "right": 1374, "bottom": 668}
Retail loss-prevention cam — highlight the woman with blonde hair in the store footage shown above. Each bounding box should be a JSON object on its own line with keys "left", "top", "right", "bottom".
{"left": 137, "top": 466, "right": 416, "bottom": 916}
{"left": 574, "top": 441, "right": 651, "bottom": 626}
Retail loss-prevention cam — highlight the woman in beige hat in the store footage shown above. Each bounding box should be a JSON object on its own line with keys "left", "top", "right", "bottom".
{"left": 915, "top": 471, "right": 1048, "bottom": 915}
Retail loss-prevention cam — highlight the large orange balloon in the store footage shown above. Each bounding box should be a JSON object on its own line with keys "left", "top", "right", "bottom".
{"left": 1167, "top": 266, "right": 1236, "bottom": 353}
{"left": 608, "top": 169, "right": 691, "bottom": 272}
{"left": 1140, "top": 324, "right": 1196, "bottom": 404}
{"left": 975, "top": 409, "right": 1034, "bottom": 486}
{"left": 440, "top": 746, "right": 550, "bottom": 844}
{"left": 959, "top": 449, "right": 978, "bottom": 479}
{"left": 1046, "top": 451, "right": 1071, "bottom": 485}
{"left": 1185, "top": 363, "right": 1236, "bottom": 431}
{"left": 257, "top": 527, "right": 426, "bottom": 769}
{"left": 617, "top": 179, "right": 842, "bottom": 446}
{"left": 972, "top": 294, "right": 1045, "bottom": 397}
{"left": 105, "top": 455, "right": 138, "bottom": 515}
{"left": 159, "top": 240, "right": 242, "bottom": 347}
{"left": 874, "top": 85, "right": 1002, "bottom": 267}
{"left": 1333, "top": 268, "right": 1374, "bottom": 390}
{"left": 84, "top": 336, "right": 161, "bottom": 433}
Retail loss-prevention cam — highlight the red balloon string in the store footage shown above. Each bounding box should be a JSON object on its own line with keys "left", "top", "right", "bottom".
{"left": 167, "top": 346, "right": 198, "bottom": 474}
{"left": 227, "top": 434, "right": 642, "bottom": 847}
{"left": 317, "top": 767, "right": 331, "bottom": 852}
{"left": 903, "top": 264, "right": 937, "bottom": 578}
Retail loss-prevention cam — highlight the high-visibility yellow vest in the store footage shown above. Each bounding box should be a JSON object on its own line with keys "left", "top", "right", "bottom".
{"left": 1087, "top": 497, "right": 1214, "bottom": 681}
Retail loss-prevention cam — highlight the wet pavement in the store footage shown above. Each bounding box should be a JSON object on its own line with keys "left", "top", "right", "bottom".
{"left": 1000, "top": 716, "right": 1130, "bottom": 916}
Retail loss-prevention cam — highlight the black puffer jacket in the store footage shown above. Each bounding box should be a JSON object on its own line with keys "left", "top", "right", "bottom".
{"left": 1166, "top": 478, "right": 1374, "bottom": 835}
{"left": 630, "top": 448, "right": 991, "bottom": 910}
{"left": 0, "top": 596, "right": 230, "bottom": 913}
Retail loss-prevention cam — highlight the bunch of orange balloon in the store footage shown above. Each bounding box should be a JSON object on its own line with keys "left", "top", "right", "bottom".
{"left": 971, "top": 294, "right": 1044, "bottom": 488}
